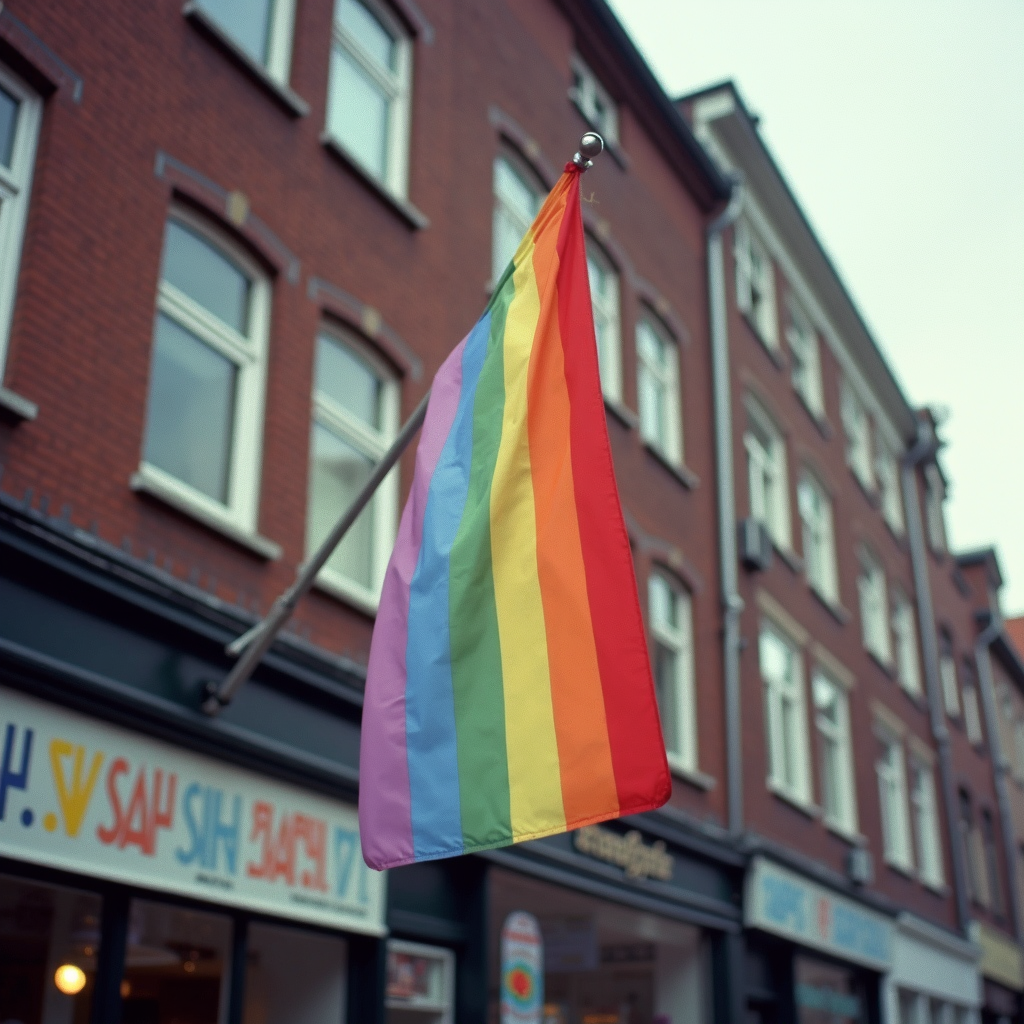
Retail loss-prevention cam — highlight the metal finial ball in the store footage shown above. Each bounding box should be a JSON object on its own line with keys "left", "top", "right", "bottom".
{"left": 579, "top": 133, "right": 604, "bottom": 159}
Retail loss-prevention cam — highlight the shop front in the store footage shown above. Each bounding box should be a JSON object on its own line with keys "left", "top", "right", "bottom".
{"left": 744, "top": 856, "right": 893, "bottom": 1024}
{"left": 972, "top": 923, "right": 1024, "bottom": 1024}
{"left": 0, "top": 684, "right": 385, "bottom": 1024}
{"left": 884, "top": 912, "right": 981, "bottom": 1024}
{"left": 483, "top": 817, "right": 744, "bottom": 1024}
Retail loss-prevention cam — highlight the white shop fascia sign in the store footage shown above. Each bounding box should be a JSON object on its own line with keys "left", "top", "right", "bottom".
{"left": 746, "top": 856, "right": 893, "bottom": 971}
{"left": 0, "top": 686, "right": 385, "bottom": 935}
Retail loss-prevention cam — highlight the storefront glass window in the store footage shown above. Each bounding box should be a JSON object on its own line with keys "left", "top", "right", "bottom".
{"left": 489, "top": 868, "right": 708, "bottom": 1024}
{"left": 385, "top": 939, "right": 455, "bottom": 1024}
{"left": 243, "top": 922, "right": 347, "bottom": 1024}
{"left": 121, "top": 899, "right": 232, "bottom": 1024}
{"left": 0, "top": 874, "right": 102, "bottom": 1024}
{"left": 794, "top": 956, "right": 865, "bottom": 1024}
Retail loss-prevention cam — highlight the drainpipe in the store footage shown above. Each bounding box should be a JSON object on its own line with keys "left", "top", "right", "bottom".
{"left": 707, "top": 178, "right": 744, "bottom": 837}
{"left": 902, "top": 423, "right": 971, "bottom": 934}
{"left": 974, "top": 613, "right": 1022, "bottom": 940}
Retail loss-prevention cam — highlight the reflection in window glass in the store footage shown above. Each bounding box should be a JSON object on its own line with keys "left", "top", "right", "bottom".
{"left": 0, "top": 874, "right": 102, "bottom": 1024}
{"left": 0, "top": 84, "right": 18, "bottom": 168}
{"left": 339, "top": 0, "right": 395, "bottom": 69}
{"left": 143, "top": 313, "right": 238, "bottom": 503}
{"left": 328, "top": 47, "right": 391, "bottom": 180}
{"left": 244, "top": 922, "right": 347, "bottom": 1024}
{"left": 315, "top": 334, "right": 382, "bottom": 430}
{"left": 197, "top": 0, "right": 275, "bottom": 65}
{"left": 161, "top": 222, "right": 251, "bottom": 335}
{"left": 121, "top": 900, "right": 231, "bottom": 1024}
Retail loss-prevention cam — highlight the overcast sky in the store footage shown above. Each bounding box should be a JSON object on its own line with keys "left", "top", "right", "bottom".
{"left": 605, "top": 0, "right": 1024, "bottom": 615}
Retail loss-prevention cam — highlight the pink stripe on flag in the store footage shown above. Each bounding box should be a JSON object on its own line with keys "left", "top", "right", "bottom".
{"left": 358, "top": 338, "right": 468, "bottom": 869}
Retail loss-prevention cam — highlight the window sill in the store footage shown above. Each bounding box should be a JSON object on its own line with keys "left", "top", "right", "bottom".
{"left": 923, "top": 879, "right": 949, "bottom": 897}
{"left": 313, "top": 570, "right": 380, "bottom": 619}
{"left": 767, "top": 781, "right": 820, "bottom": 820}
{"left": 183, "top": 3, "right": 310, "bottom": 117}
{"left": 866, "top": 648, "right": 895, "bottom": 678}
{"left": 824, "top": 821, "right": 867, "bottom": 847}
{"left": 130, "top": 467, "right": 282, "bottom": 560}
{"left": 773, "top": 543, "right": 803, "bottom": 575}
{"left": 741, "top": 312, "right": 784, "bottom": 368}
{"left": 0, "top": 385, "right": 37, "bottom": 422}
{"left": 321, "top": 135, "right": 429, "bottom": 230}
{"left": 604, "top": 394, "right": 638, "bottom": 430}
{"left": 798, "top": 394, "right": 833, "bottom": 440}
{"left": 809, "top": 586, "right": 851, "bottom": 625}
{"left": 642, "top": 440, "right": 699, "bottom": 489}
{"left": 668, "top": 760, "right": 716, "bottom": 791}
{"left": 884, "top": 857, "right": 917, "bottom": 881}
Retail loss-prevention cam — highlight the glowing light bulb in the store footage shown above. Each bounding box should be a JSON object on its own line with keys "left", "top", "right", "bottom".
{"left": 54, "top": 964, "right": 87, "bottom": 995}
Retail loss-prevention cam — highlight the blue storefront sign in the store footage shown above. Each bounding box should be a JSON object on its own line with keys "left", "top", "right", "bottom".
{"left": 745, "top": 856, "right": 893, "bottom": 971}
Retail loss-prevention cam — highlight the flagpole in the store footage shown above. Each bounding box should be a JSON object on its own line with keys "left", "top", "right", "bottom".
{"left": 202, "top": 131, "right": 604, "bottom": 717}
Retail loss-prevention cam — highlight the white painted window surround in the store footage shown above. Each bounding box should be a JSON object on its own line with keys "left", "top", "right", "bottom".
{"left": 648, "top": 573, "right": 697, "bottom": 774}
{"left": 797, "top": 471, "right": 837, "bottom": 603}
{"left": 0, "top": 64, "right": 41, "bottom": 383}
{"left": 746, "top": 398, "right": 791, "bottom": 549}
{"left": 892, "top": 590, "right": 923, "bottom": 696}
{"left": 910, "top": 760, "right": 944, "bottom": 886}
{"left": 140, "top": 209, "right": 270, "bottom": 541}
{"left": 326, "top": 0, "right": 413, "bottom": 199}
{"left": 569, "top": 54, "right": 619, "bottom": 145}
{"left": 760, "top": 622, "right": 811, "bottom": 805}
{"left": 195, "top": 0, "right": 297, "bottom": 84}
{"left": 586, "top": 239, "right": 622, "bottom": 403}
{"left": 735, "top": 219, "right": 778, "bottom": 348}
{"left": 858, "top": 548, "right": 892, "bottom": 665}
{"left": 787, "top": 295, "right": 824, "bottom": 416}
{"left": 842, "top": 383, "right": 875, "bottom": 490}
{"left": 877, "top": 728, "right": 913, "bottom": 871}
{"left": 492, "top": 155, "right": 541, "bottom": 284}
{"left": 637, "top": 314, "right": 683, "bottom": 466}
{"left": 813, "top": 670, "right": 857, "bottom": 834}
{"left": 307, "top": 329, "right": 398, "bottom": 612}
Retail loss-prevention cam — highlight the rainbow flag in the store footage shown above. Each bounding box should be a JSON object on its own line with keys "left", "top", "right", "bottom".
{"left": 359, "top": 165, "right": 670, "bottom": 870}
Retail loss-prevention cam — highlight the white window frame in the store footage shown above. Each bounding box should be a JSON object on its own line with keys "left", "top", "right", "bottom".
{"left": 569, "top": 54, "right": 619, "bottom": 145}
{"left": 842, "top": 384, "right": 874, "bottom": 490}
{"left": 876, "top": 726, "right": 914, "bottom": 871}
{"left": 195, "top": 0, "right": 297, "bottom": 83}
{"left": 939, "top": 631, "right": 960, "bottom": 718}
{"left": 813, "top": 669, "right": 858, "bottom": 834}
{"left": 891, "top": 590, "right": 923, "bottom": 696}
{"left": 326, "top": 0, "right": 413, "bottom": 198}
{"left": 858, "top": 548, "right": 892, "bottom": 665}
{"left": 963, "top": 678, "right": 984, "bottom": 746}
{"left": 585, "top": 238, "right": 622, "bottom": 403}
{"left": 309, "top": 328, "right": 399, "bottom": 611}
{"left": 734, "top": 220, "right": 778, "bottom": 348}
{"left": 648, "top": 573, "right": 697, "bottom": 774}
{"left": 910, "top": 759, "right": 944, "bottom": 887}
{"left": 876, "top": 442, "right": 905, "bottom": 535}
{"left": 786, "top": 295, "right": 824, "bottom": 416}
{"left": 745, "top": 398, "right": 791, "bottom": 549}
{"left": 1013, "top": 720, "right": 1024, "bottom": 785}
{"left": 760, "top": 621, "right": 811, "bottom": 805}
{"left": 797, "top": 470, "right": 837, "bottom": 603}
{"left": 491, "top": 154, "right": 541, "bottom": 285}
{"left": 0, "top": 64, "right": 42, "bottom": 381}
{"left": 140, "top": 207, "right": 270, "bottom": 536}
{"left": 925, "top": 464, "right": 947, "bottom": 555}
{"left": 636, "top": 313, "right": 683, "bottom": 465}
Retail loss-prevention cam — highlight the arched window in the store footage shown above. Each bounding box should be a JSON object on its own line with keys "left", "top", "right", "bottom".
{"left": 141, "top": 210, "right": 270, "bottom": 533}
{"left": 491, "top": 154, "right": 541, "bottom": 283}
{"left": 307, "top": 328, "right": 399, "bottom": 608}
{"left": 326, "top": 0, "right": 413, "bottom": 197}
{"left": 648, "top": 571, "right": 696, "bottom": 773}
{"left": 636, "top": 312, "right": 681, "bottom": 464}
{"left": 585, "top": 239, "right": 621, "bottom": 402}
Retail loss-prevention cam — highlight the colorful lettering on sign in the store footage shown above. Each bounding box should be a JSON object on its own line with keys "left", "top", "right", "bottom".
{"left": 48, "top": 739, "right": 103, "bottom": 837}
{"left": 176, "top": 783, "right": 241, "bottom": 875}
{"left": 246, "top": 802, "right": 329, "bottom": 892}
{"left": 0, "top": 723, "right": 32, "bottom": 823}
{"left": 334, "top": 826, "right": 369, "bottom": 905}
{"left": 96, "top": 758, "right": 177, "bottom": 855}
{"left": 762, "top": 872, "right": 807, "bottom": 934}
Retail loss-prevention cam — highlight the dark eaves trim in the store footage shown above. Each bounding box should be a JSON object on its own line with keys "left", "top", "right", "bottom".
{"left": 572, "top": 0, "right": 731, "bottom": 208}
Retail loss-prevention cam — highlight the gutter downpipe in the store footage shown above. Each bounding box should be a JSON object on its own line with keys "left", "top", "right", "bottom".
{"left": 902, "top": 423, "right": 971, "bottom": 935}
{"left": 974, "top": 612, "right": 1022, "bottom": 940}
{"left": 707, "top": 178, "right": 745, "bottom": 838}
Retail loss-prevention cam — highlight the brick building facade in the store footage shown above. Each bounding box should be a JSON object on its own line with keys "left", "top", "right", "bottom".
{"left": 0, "top": 2, "right": 1019, "bottom": 1024}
